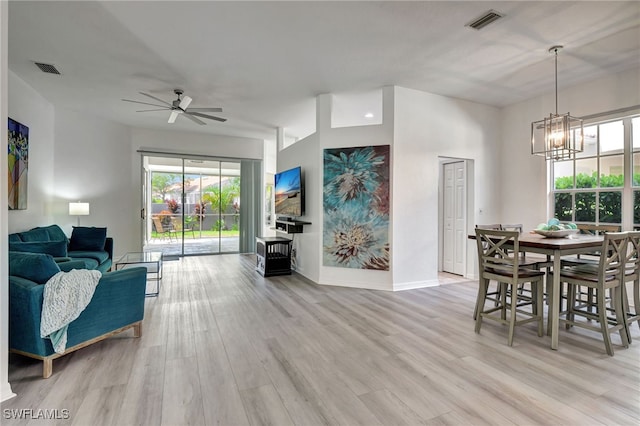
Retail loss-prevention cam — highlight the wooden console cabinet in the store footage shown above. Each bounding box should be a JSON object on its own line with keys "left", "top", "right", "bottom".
{"left": 256, "top": 237, "right": 293, "bottom": 277}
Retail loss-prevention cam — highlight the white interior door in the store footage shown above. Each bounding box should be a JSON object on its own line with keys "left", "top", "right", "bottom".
{"left": 443, "top": 163, "right": 455, "bottom": 272}
{"left": 442, "top": 161, "right": 467, "bottom": 275}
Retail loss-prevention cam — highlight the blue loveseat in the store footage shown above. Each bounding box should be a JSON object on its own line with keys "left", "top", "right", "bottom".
{"left": 8, "top": 224, "right": 113, "bottom": 273}
{"left": 9, "top": 251, "right": 147, "bottom": 378}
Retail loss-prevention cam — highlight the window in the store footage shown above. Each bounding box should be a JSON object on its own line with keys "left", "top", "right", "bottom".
{"left": 552, "top": 115, "right": 639, "bottom": 228}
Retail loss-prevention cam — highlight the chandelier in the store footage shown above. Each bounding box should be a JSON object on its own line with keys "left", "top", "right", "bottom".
{"left": 531, "top": 46, "right": 583, "bottom": 161}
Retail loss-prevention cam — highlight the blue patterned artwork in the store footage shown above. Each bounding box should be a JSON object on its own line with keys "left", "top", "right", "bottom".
{"left": 8, "top": 118, "right": 29, "bottom": 210}
{"left": 323, "top": 145, "right": 390, "bottom": 270}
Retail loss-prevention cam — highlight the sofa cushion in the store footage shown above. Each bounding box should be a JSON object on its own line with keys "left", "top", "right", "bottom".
{"left": 33, "top": 225, "right": 68, "bottom": 243}
{"left": 9, "top": 241, "right": 68, "bottom": 257}
{"left": 69, "top": 227, "right": 107, "bottom": 251}
{"left": 19, "top": 228, "right": 50, "bottom": 242}
{"left": 67, "top": 250, "right": 110, "bottom": 264}
{"left": 8, "top": 233, "right": 21, "bottom": 243}
{"left": 67, "top": 257, "right": 100, "bottom": 270}
{"left": 9, "top": 252, "right": 61, "bottom": 284}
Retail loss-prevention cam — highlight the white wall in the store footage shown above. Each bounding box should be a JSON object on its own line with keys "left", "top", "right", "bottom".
{"left": 131, "top": 127, "right": 263, "bottom": 161}
{"left": 277, "top": 131, "right": 321, "bottom": 282}
{"left": 52, "top": 109, "right": 135, "bottom": 255}
{"left": 393, "top": 87, "right": 502, "bottom": 287}
{"left": 7, "top": 71, "right": 55, "bottom": 233}
{"left": 318, "top": 90, "right": 395, "bottom": 290}
{"left": 500, "top": 66, "right": 640, "bottom": 233}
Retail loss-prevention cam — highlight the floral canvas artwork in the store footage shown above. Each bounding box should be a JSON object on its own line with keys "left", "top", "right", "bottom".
{"left": 323, "top": 145, "right": 390, "bottom": 270}
{"left": 8, "top": 118, "right": 29, "bottom": 210}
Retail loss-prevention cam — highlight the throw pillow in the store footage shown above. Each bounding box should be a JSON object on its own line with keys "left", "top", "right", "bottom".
{"left": 9, "top": 241, "right": 68, "bottom": 257}
{"left": 69, "top": 227, "right": 107, "bottom": 251}
{"left": 18, "top": 228, "right": 50, "bottom": 242}
{"left": 8, "top": 252, "right": 61, "bottom": 284}
{"left": 34, "top": 225, "right": 68, "bottom": 243}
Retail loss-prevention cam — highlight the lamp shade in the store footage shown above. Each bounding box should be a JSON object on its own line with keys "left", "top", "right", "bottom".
{"left": 69, "top": 202, "right": 90, "bottom": 216}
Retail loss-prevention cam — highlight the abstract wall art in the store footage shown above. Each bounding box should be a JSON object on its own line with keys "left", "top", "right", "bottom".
{"left": 8, "top": 118, "right": 29, "bottom": 210}
{"left": 323, "top": 145, "right": 390, "bottom": 270}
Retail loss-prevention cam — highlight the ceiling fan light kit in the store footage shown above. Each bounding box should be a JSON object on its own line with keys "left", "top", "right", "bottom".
{"left": 531, "top": 46, "right": 584, "bottom": 161}
{"left": 122, "top": 89, "right": 226, "bottom": 125}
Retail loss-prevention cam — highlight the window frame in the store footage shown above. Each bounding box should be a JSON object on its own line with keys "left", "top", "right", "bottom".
{"left": 550, "top": 113, "right": 638, "bottom": 230}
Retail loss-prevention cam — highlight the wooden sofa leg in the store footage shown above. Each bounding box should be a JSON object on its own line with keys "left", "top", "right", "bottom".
{"left": 133, "top": 322, "right": 142, "bottom": 338}
{"left": 43, "top": 358, "right": 53, "bottom": 379}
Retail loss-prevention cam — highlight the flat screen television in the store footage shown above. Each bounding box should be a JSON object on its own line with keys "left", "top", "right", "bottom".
{"left": 275, "top": 166, "right": 304, "bottom": 218}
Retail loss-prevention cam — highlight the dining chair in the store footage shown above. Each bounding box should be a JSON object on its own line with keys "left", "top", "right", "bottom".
{"left": 474, "top": 228, "right": 545, "bottom": 346}
{"left": 473, "top": 224, "right": 504, "bottom": 320}
{"left": 501, "top": 223, "right": 550, "bottom": 301}
{"left": 556, "top": 231, "right": 630, "bottom": 356}
{"left": 561, "top": 224, "right": 622, "bottom": 312}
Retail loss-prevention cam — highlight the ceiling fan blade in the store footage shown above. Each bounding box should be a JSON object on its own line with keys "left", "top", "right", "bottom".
{"left": 181, "top": 113, "right": 206, "bottom": 125}
{"left": 136, "top": 109, "right": 171, "bottom": 112}
{"left": 139, "top": 92, "right": 172, "bottom": 106}
{"left": 179, "top": 95, "right": 192, "bottom": 110}
{"left": 168, "top": 110, "right": 180, "bottom": 124}
{"left": 122, "top": 99, "right": 169, "bottom": 108}
{"left": 188, "top": 111, "right": 227, "bottom": 122}
{"left": 186, "top": 107, "right": 223, "bottom": 113}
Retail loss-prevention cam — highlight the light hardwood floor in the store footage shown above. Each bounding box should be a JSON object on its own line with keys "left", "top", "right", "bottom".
{"left": 3, "top": 254, "right": 640, "bottom": 425}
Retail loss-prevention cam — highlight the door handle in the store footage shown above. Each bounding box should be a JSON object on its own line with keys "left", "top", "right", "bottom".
{"left": 141, "top": 208, "right": 145, "bottom": 219}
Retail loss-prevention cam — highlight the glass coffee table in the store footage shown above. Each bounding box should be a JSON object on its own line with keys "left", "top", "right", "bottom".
{"left": 115, "top": 251, "right": 163, "bottom": 297}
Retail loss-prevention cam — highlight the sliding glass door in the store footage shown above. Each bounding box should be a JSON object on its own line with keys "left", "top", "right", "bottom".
{"left": 142, "top": 155, "right": 245, "bottom": 257}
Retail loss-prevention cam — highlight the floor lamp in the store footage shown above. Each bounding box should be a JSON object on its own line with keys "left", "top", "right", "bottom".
{"left": 69, "top": 202, "right": 90, "bottom": 226}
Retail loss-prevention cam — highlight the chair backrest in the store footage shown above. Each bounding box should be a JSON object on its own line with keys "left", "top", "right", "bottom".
{"left": 475, "top": 224, "right": 501, "bottom": 230}
{"left": 501, "top": 224, "right": 523, "bottom": 233}
{"left": 171, "top": 217, "right": 183, "bottom": 232}
{"left": 152, "top": 216, "right": 165, "bottom": 233}
{"left": 577, "top": 224, "right": 620, "bottom": 235}
{"left": 595, "top": 232, "right": 628, "bottom": 283}
{"left": 624, "top": 231, "right": 640, "bottom": 278}
{"left": 475, "top": 228, "right": 520, "bottom": 278}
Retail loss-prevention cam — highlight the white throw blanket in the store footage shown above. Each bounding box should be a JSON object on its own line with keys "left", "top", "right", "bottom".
{"left": 40, "top": 269, "right": 102, "bottom": 354}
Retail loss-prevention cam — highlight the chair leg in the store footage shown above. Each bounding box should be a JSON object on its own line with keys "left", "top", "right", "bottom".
{"left": 613, "top": 287, "right": 630, "bottom": 348}
{"left": 634, "top": 279, "right": 640, "bottom": 331}
{"left": 597, "top": 288, "right": 614, "bottom": 356}
{"left": 566, "top": 282, "right": 577, "bottom": 329}
{"left": 621, "top": 282, "right": 631, "bottom": 344}
{"left": 536, "top": 279, "right": 544, "bottom": 337}
{"left": 507, "top": 283, "right": 518, "bottom": 346}
{"left": 587, "top": 287, "right": 595, "bottom": 314}
{"left": 500, "top": 282, "right": 508, "bottom": 321}
{"left": 475, "top": 278, "right": 489, "bottom": 333}
{"left": 473, "top": 278, "right": 484, "bottom": 321}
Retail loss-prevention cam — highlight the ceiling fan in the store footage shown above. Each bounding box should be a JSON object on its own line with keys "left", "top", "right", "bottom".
{"left": 122, "top": 89, "right": 226, "bottom": 125}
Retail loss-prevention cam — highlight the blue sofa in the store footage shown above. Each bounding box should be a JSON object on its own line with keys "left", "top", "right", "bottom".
{"left": 8, "top": 224, "right": 113, "bottom": 273}
{"left": 9, "top": 251, "right": 147, "bottom": 378}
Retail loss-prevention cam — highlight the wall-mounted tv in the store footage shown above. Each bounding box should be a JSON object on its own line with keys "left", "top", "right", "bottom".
{"left": 275, "top": 166, "right": 304, "bottom": 218}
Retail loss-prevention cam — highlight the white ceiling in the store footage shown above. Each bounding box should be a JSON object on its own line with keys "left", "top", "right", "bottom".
{"left": 8, "top": 1, "right": 640, "bottom": 142}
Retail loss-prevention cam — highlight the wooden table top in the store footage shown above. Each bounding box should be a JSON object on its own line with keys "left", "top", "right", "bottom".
{"left": 515, "top": 232, "right": 603, "bottom": 250}
{"left": 469, "top": 232, "right": 604, "bottom": 250}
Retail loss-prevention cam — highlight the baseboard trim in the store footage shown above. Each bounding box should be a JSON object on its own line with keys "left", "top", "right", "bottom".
{"left": 0, "top": 381, "right": 16, "bottom": 402}
{"left": 393, "top": 279, "right": 440, "bottom": 291}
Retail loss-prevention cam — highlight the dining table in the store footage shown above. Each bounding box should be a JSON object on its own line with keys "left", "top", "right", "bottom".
{"left": 470, "top": 231, "right": 605, "bottom": 350}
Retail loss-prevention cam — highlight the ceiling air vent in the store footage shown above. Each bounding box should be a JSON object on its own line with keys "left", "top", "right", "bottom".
{"left": 465, "top": 9, "right": 505, "bottom": 30}
{"left": 34, "top": 62, "right": 61, "bottom": 75}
